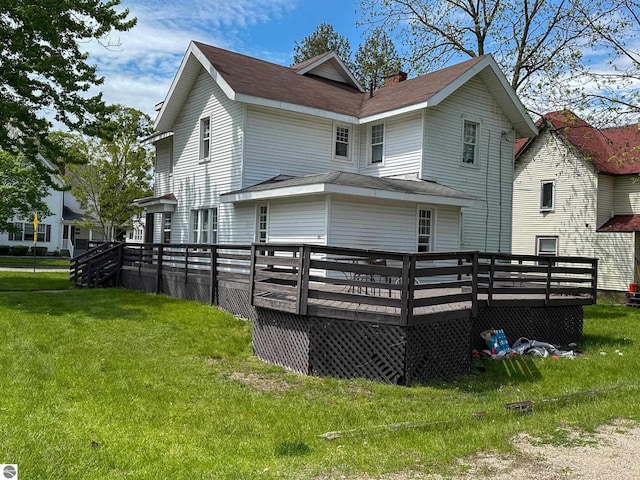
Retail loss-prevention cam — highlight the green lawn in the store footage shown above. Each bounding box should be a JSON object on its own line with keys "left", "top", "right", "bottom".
{"left": 0, "top": 256, "right": 70, "bottom": 268}
{"left": 0, "top": 281, "right": 638, "bottom": 479}
{"left": 0, "top": 270, "right": 73, "bottom": 291}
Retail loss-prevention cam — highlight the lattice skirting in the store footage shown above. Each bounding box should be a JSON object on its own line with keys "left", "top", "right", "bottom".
{"left": 472, "top": 305, "right": 583, "bottom": 351}
{"left": 218, "top": 281, "right": 256, "bottom": 321}
{"left": 254, "top": 308, "right": 473, "bottom": 385}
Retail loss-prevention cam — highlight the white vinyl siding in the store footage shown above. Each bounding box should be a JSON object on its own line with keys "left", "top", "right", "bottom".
{"left": 360, "top": 111, "right": 423, "bottom": 177}
{"left": 423, "top": 77, "right": 515, "bottom": 253}
{"left": 328, "top": 196, "right": 460, "bottom": 252}
{"left": 167, "top": 69, "right": 244, "bottom": 244}
{"left": 243, "top": 106, "right": 359, "bottom": 187}
{"left": 595, "top": 232, "right": 635, "bottom": 291}
{"left": 154, "top": 137, "right": 173, "bottom": 195}
{"left": 266, "top": 197, "right": 327, "bottom": 244}
{"left": 613, "top": 176, "right": 640, "bottom": 214}
{"left": 512, "top": 130, "right": 597, "bottom": 259}
{"left": 597, "top": 174, "right": 615, "bottom": 226}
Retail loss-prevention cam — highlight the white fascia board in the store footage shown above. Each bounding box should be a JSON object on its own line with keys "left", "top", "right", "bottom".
{"left": 190, "top": 45, "right": 236, "bottom": 100}
{"left": 221, "top": 183, "right": 481, "bottom": 208}
{"left": 235, "top": 93, "right": 359, "bottom": 124}
{"left": 142, "top": 131, "right": 174, "bottom": 146}
{"left": 154, "top": 42, "right": 237, "bottom": 131}
{"left": 358, "top": 102, "right": 431, "bottom": 125}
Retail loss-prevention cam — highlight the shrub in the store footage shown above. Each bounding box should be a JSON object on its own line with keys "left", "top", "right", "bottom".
{"left": 12, "top": 245, "right": 29, "bottom": 256}
{"left": 0, "top": 245, "right": 10, "bottom": 255}
{"left": 31, "top": 246, "right": 48, "bottom": 256}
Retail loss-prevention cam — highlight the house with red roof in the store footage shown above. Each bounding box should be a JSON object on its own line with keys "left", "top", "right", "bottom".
{"left": 141, "top": 41, "right": 536, "bottom": 255}
{"left": 513, "top": 110, "right": 640, "bottom": 291}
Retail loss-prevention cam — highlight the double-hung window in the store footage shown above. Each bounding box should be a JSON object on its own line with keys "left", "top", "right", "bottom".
{"left": 9, "top": 222, "right": 49, "bottom": 242}
{"left": 191, "top": 208, "right": 217, "bottom": 244}
{"left": 162, "top": 213, "right": 172, "bottom": 244}
{"left": 417, "top": 208, "right": 433, "bottom": 252}
{"left": 334, "top": 125, "right": 350, "bottom": 159}
{"left": 199, "top": 117, "right": 211, "bottom": 161}
{"left": 370, "top": 123, "right": 384, "bottom": 164}
{"left": 256, "top": 204, "right": 268, "bottom": 243}
{"left": 462, "top": 120, "right": 478, "bottom": 165}
{"left": 540, "top": 181, "right": 555, "bottom": 212}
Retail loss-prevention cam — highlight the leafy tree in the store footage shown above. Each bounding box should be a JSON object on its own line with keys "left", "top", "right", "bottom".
{"left": 357, "top": 0, "right": 634, "bottom": 114}
{"left": 354, "top": 28, "right": 403, "bottom": 91}
{"left": 0, "top": 151, "right": 51, "bottom": 233}
{"left": 0, "top": 0, "right": 136, "bottom": 160}
{"left": 292, "top": 23, "right": 354, "bottom": 69}
{"left": 60, "top": 107, "right": 154, "bottom": 241}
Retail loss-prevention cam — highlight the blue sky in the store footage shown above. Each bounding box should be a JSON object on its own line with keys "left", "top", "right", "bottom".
{"left": 85, "top": 0, "right": 366, "bottom": 119}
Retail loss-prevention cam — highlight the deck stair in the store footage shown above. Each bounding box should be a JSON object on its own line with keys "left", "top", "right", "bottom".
{"left": 627, "top": 291, "right": 640, "bottom": 307}
{"left": 70, "top": 242, "right": 122, "bottom": 288}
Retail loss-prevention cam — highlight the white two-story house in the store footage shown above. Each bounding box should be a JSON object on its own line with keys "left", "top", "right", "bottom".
{"left": 140, "top": 41, "right": 536, "bottom": 254}
{"left": 512, "top": 110, "right": 640, "bottom": 291}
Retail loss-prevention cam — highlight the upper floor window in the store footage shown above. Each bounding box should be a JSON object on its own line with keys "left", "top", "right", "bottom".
{"left": 191, "top": 208, "right": 217, "bottom": 244}
{"left": 417, "top": 208, "right": 433, "bottom": 252}
{"left": 334, "top": 125, "right": 350, "bottom": 159}
{"left": 199, "top": 117, "right": 210, "bottom": 161}
{"left": 462, "top": 120, "right": 478, "bottom": 165}
{"left": 540, "top": 181, "right": 555, "bottom": 212}
{"left": 256, "top": 203, "right": 268, "bottom": 243}
{"left": 370, "top": 123, "right": 384, "bottom": 164}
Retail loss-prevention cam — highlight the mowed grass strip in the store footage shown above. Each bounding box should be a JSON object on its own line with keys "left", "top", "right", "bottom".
{"left": 0, "top": 270, "right": 73, "bottom": 291}
{"left": 0, "top": 286, "right": 638, "bottom": 479}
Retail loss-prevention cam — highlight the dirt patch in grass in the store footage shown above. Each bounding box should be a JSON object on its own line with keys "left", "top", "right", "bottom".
{"left": 226, "top": 371, "right": 294, "bottom": 393}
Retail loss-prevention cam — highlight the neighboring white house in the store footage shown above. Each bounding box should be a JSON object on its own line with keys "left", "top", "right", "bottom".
{"left": 512, "top": 110, "right": 640, "bottom": 291}
{"left": 140, "top": 41, "right": 537, "bottom": 254}
{"left": 0, "top": 155, "right": 102, "bottom": 257}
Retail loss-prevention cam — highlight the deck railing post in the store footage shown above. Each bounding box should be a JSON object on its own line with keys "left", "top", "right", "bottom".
{"left": 156, "top": 244, "right": 163, "bottom": 294}
{"left": 249, "top": 243, "right": 257, "bottom": 307}
{"left": 488, "top": 255, "right": 495, "bottom": 306}
{"left": 592, "top": 258, "right": 598, "bottom": 303}
{"left": 545, "top": 258, "right": 552, "bottom": 305}
{"left": 400, "top": 254, "right": 415, "bottom": 326}
{"left": 472, "top": 251, "right": 478, "bottom": 317}
{"left": 210, "top": 245, "right": 218, "bottom": 306}
{"left": 297, "top": 245, "right": 310, "bottom": 315}
{"left": 116, "top": 243, "right": 124, "bottom": 287}
{"left": 184, "top": 245, "right": 189, "bottom": 284}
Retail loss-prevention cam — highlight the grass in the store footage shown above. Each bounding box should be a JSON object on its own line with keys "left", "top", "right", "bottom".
{"left": 0, "top": 255, "right": 70, "bottom": 268}
{"left": 0, "top": 270, "right": 73, "bottom": 291}
{"left": 0, "top": 277, "right": 639, "bottom": 479}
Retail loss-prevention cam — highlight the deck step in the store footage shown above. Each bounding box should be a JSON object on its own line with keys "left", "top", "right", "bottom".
{"left": 626, "top": 292, "right": 640, "bottom": 307}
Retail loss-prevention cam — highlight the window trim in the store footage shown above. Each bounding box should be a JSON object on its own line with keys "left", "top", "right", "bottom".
{"left": 461, "top": 119, "right": 480, "bottom": 166}
{"left": 162, "top": 213, "right": 172, "bottom": 244}
{"left": 333, "top": 123, "right": 352, "bottom": 161}
{"left": 190, "top": 207, "right": 218, "bottom": 244}
{"left": 540, "top": 180, "right": 555, "bottom": 212}
{"left": 536, "top": 236, "right": 558, "bottom": 256}
{"left": 256, "top": 203, "right": 269, "bottom": 243}
{"left": 369, "top": 122, "right": 385, "bottom": 165}
{"left": 417, "top": 206, "right": 435, "bottom": 253}
{"left": 199, "top": 116, "right": 211, "bottom": 162}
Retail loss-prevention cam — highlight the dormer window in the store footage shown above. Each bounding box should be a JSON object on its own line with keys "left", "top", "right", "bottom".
{"left": 199, "top": 117, "right": 210, "bottom": 161}
{"left": 334, "top": 124, "right": 350, "bottom": 159}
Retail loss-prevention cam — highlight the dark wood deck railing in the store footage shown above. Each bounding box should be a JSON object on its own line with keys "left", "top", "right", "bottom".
{"left": 78, "top": 242, "right": 597, "bottom": 325}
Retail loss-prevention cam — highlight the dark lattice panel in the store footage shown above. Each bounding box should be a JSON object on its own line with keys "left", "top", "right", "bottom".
{"left": 531, "top": 306, "right": 583, "bottom": 347}
{"left": 472, "top": 307, "right": 534, "bottom": 351}
{"left": 121, "top": 270, "right": 156, "bottom": 293}
{"left": 253, "top": 309, "right": 312, "bottom": 375}
{"left": 218, "top": 283, "right": 256, "bottom": 321}
{"left": 405, "top": 316, "right": 472, "bottom": 383}
{"left": 472, "top": 306, "right": 583, "bottom": 351}
{"left": 309, "top": 321, "right": 407, "bottom": 385}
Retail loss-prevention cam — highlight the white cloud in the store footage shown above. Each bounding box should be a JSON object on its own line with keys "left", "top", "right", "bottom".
{"left": 80, "top": 0, "right": 300, "bottom": 116}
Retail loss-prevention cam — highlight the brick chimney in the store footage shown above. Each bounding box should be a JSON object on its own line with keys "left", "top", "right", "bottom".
{"left": 384, "top": 71, "right": 407, "bottom": 87}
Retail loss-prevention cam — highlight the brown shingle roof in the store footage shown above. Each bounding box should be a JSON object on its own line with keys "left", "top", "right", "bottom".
{"left": 193, "top": 41, "right": 489, "bottom": 120}
{"left": 597, "top": 215, "right": 640, "bottom": 232}
{"left": 516, "top": 110, "right": 640, "bottom": 175}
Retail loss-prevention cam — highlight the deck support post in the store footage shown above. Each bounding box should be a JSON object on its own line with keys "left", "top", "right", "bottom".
{"left": 210, "top": 246, "right": 218, "bottom": 305}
